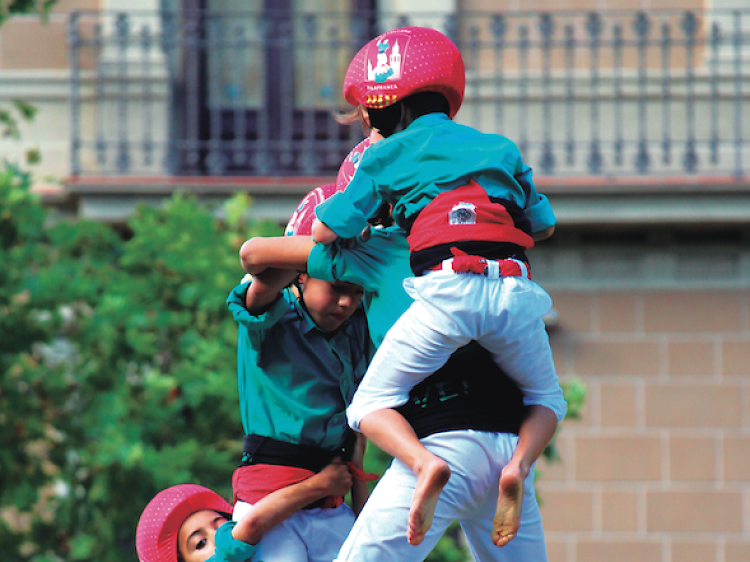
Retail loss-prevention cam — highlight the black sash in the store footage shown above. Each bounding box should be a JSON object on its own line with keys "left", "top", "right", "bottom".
{"left": 397, "top": 342, "right": 526, "bottom": 439}
{"left": 240, "top": 431, "right": 356, "bottom": 472}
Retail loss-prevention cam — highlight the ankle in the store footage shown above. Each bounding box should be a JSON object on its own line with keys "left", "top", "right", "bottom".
{"left": 504, "top": 459, "right": 529, "bottom": 480}
{"left": 415, "top": 455, "right": 450, "bottom": 479}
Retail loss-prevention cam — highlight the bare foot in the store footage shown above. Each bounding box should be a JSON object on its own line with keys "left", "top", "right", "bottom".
{"left": 492, "top": 464, "right": 524, "bottom": 547}
{"left": 407, "top": 457, "right": 451, "bottom": 546}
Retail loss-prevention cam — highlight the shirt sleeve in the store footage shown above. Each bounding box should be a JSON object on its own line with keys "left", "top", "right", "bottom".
{"left": 209, "top": 520, "right": 257, "bottom": 562}
{"left": 524, "top": 193, "right": 556, "bottom": 234}
{"left": 315, "top": 149, "right": 386, "bottom": 239}
{"left": 307, "top": 240, "right": 379, "bottom": 293}
{"left": 514, "top": 165, "right": 556, "bottom": 233}
{"left": 226, "top": 281, "right": 288, "bottom": 331}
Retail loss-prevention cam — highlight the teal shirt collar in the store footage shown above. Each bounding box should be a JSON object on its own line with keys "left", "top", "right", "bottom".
{"left": 228, "top": 281, "right": 369, "bottom": 450}
{"left": 404, "top": 112, "right": 450, "bottom": 131}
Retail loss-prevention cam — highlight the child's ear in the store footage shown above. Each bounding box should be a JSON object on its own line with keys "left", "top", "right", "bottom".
{"left": 297, "top": 273, "right": 309, "bottom": 286}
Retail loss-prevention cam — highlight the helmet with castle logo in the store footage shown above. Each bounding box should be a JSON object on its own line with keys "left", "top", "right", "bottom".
{"left": 343, "top": 26, "right": 465, "bottom": 119}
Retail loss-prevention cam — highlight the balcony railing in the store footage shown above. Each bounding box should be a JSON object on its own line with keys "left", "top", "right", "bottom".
{"left": 68, "top": 8, "right": 750, "bottom": 179}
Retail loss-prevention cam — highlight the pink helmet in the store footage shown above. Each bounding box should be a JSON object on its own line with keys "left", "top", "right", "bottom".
{"left": 336, "top": 137, "right": 371, "bottom": 191}
{"left": 285, "top": 183, "right": 341, "bottom": 237}
{"left": 135, "top": 484, "right": 232, "bottom": 562}
{"left": 343, "top": 26, "right": 465, "bottom": 119}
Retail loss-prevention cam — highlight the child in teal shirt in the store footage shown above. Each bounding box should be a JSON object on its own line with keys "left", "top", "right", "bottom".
{"left": 241, "top": 138, "right": 564, "bottom": 560}
{"left": 311, "top": 27, "right": 565, "bottom": 548}
{"left": 226, "top": 185, "right": 374, "bottom": 562}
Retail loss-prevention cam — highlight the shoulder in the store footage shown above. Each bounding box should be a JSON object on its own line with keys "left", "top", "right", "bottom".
{"left": 442, "top": 118, "right": 517, "bottom": 147}
{"left": 229, "top": 283, "right": 297, "bottom": 330}
{"left": 362, "top": 133, "right": 402, "bottom": 163}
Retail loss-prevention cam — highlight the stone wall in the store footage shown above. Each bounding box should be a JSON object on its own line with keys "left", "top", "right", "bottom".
{"left": 537, "top": 287, "right": 750, "bottom": 562}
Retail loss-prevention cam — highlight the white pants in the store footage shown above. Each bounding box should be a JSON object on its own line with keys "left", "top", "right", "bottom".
{"left": 233, "top": 501, "right": 355, "bottom": 562}
{"left": 347, "top": 272, "right": 567, "bottom": 431}
{"left": 335, "top": 430, "right": 548, "bottom": 562}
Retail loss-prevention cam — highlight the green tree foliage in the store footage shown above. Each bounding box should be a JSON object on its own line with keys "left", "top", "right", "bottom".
{"left": 0, "top": 1, "right": 58, "bottom": 25}
{"left": 0, "top": 164, "right": 276, "bottom": 561}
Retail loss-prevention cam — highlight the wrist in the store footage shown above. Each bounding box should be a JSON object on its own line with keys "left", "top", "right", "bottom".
{"left": 306, "top": 472, "right": 333, "bottom": 497}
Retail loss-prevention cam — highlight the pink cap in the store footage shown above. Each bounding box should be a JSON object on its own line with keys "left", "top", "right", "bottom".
{"left": 336, "top": 137, "right": 371, "bottom": 191}
{"left": 343, "top": 26, "right": 465, "bottom": 119}
{"left": 135, "top": 484, "right": 232, "bottom": 562}
{"left": 285, "top": 184, "right": 341, "bottom": 237}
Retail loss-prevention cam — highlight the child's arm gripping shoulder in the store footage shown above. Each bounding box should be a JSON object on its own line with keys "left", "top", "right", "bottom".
{"left": 240, "top": 236, "right": 316, "bottom": 275}
{"left": 243, "top": 269, "right": 298, "bottom": 315}
{"left": 314, "top": 168, "right": 385, "bottom": 240}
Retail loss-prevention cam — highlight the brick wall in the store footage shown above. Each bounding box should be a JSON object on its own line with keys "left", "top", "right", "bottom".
{"left": 537, "top": 289, "right": 750, "bottom": 562}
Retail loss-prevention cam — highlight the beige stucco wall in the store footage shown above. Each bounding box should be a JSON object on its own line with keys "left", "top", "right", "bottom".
{"left": 537, "top": 288, "right": 750, "bottom": 562}
{"left": 0, "top": 1, "right": 99, "bottom": 180}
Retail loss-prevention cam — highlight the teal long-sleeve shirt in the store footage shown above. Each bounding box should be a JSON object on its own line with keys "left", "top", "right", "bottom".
{"left": 226, "top": 282, "right": 370, "bottom": 450}
{"left": 206, "top": 521, "right": 256, "bottom": 562}
{"left": 315, "top": 113, "right": 556, "bottom": 239}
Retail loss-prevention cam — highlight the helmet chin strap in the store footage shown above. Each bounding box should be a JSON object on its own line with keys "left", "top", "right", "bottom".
{"left": 291, "top": 275, "right": 312, "bottom": 318}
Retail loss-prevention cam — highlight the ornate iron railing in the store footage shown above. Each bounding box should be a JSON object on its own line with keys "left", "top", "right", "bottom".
{"left": 68, "top": 8, "right": 749, "bottom": 178}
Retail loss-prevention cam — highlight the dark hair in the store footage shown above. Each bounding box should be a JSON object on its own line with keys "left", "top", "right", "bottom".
{"left": 402, "top": 92, "right": 450, "bottom": 120}
{"left": 367, "top": 102, "right": 403, "bottom": 138}
{"left": 368, "top": 92, "right": 450, "bottom": 137}
{"left": 368, "top": 202, "right": 394, "bottom": 228}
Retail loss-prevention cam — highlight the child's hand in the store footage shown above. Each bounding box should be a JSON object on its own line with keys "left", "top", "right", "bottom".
{"left": 316, "top": 457, "right": 353, "bottom": 497}
{"left": 311, "top": 219, "right": 339, "bottom": 244}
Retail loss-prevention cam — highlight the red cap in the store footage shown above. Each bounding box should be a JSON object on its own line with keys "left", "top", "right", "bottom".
{"left": 343, "top": 26, "right": 465, "bottom": 119}
{"left": 336, "top": 137, "right": 371, "bottom": 191}
{"left": 135, "top": 484, "right": 232, "bottom": 562}
{"left": 285, "top": 184, "right": 341, "bottom": 237}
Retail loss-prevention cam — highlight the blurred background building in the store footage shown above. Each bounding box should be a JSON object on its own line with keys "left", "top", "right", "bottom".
{"left": 1, "top": 1, "right": 748, "bottom": 561}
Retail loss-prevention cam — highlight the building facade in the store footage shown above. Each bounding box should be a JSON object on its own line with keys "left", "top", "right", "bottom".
{"left": 1, "top": 1, "right": 749, "bottom": 561}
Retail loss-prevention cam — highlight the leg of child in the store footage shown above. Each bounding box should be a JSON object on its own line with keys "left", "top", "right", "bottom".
{"left": 477, "top": 278, "right": 564, "bottom": 547}
{"left": 491, "top": 404, "right": 558, "bottom": 547}
{"left": 349, "top": 296, "right": 469, "bottom": 545}
{"left": 359, "top": 409, "right": 451, "bottom": 546}
{"left": 484, "top": 332, "right": 559, "bottom": 547}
